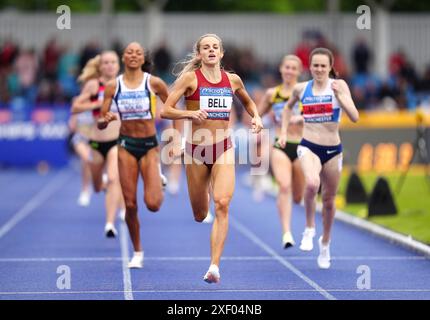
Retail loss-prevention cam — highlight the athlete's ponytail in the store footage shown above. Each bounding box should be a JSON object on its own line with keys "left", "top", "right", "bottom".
{"left": 309, "top": 47, "right": 338, "bottom": 79}
{"left": 78, "top": 55, "right": 101, "bottom": 83}
{"left": 173, "top": 33, "right": 224, "bottom": 79}
{"left": 142, "top": 50, "right": 154, "bottom": 73}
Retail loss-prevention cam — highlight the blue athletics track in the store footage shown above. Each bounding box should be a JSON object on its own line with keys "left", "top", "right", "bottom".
{"left": 0, "top": 164, "right": 429, "bottom": 301}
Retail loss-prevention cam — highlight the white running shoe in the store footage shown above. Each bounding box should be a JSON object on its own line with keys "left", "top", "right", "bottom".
{"left": 300, "top": 227, "right": 316, "bottom": 251}
{"left": 104, "top": 223, "right": 118, "bottom": 238}
{"left": 128, "top": 251, "right": 144, "bottom": 269}
{"left": 161, "top": 173, "right": 168, "bottom": 190}
{"left": 282, "top": 232, "right": 295, "bottom": 249}
{"left": 167, "top": 181, "right": 179, "bottom": 195}
{"left": 317, "top": 236, "right": 331, "bottom": 269}
{"left": 77, "top": 190, "right": 91, "bottom": 207}
{"left": 203, "top": 264, "right": 220, "bottom": 284}
{"left": 102, "top": 173, "right": 108, "bottom": 185}
{"left": 118, "top": 209, "right": 126, "bottom": 222}
{"left": 202, "top": 210, "right": 214, "bottom": 224}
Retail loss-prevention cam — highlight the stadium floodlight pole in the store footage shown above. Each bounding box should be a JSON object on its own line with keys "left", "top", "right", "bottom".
{"left": 139, "top": 0, "right": 169, "bottom": 48}
{"left": 327, "top": 0, "right": 340, "bottom": 54}
{"left": 365, "top": 0, "right": 396, "bottom": 79}
{"left": 101, "top": 0, "right": 114, "bottom": 50}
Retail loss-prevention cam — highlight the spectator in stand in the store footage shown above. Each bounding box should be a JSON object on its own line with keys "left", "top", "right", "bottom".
{"left": 57, "top": 46, "right": 79, "bottom": 100}
{"left": 153, "top": 40, "right": 173, "bottom": 83}
{"left": 43, "top": 37, "right": 62, "bottom": 82}
{"left": 0, "top": 38, "right": 19, "bottom": 73}
{"left": 14, "top": 48, "right": 39, "bottom": 107}
{"left": 389, "top": 48, "right": 407, "bottom": 79}
{"left": 332, "top": 46, "right": 349, "bottom": 81}
{"left": 79, "top": 40, "right": 101, "bottom": 72}
{"left": 352, "top": 37, "right": 372, "bottom": 74}
{"left": 418, "top": 65, "right": 430, "bottom": 92}
{"left": 294, "top": 30, "right": 315, "bottom": 75}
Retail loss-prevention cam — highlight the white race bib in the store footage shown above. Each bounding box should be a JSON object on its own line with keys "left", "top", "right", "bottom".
{"left": 199, "top": 87, "right": 233, "bottom": 120}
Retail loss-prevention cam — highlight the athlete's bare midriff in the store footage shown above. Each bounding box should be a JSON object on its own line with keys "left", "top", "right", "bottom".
{"left": 119, "top": 119, "right": 157, "bottom": 138}
{"left": 302, "top": 122, "right": 340, "bottom": 146}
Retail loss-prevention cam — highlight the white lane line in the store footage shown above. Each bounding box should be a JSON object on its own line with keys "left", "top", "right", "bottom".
{"left": 0, "top": 256, "right": 427, "bottom": 262}
{"left": 119, "top": 222, "right": 133, "bottom": 300}
{"left": 1, "top": 289, "right": 430, "bottom": 296}
{"left": 0, "top": 171, "right": 71, "bottom": 240}
{"left": 230, "top": 215, "right": 336, "bottom": 300}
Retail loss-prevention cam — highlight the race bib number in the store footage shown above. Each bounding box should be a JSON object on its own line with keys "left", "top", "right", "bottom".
{"left": 200, "top": 87, "right": 233, "bottom": 120}
{"left": 302, "top": 95, "right": 335, "bottom": 123}
{"left": 117, "top": 91, "right": 151, "bottom": 120}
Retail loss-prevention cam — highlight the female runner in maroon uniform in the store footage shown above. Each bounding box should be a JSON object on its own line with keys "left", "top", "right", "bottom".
{"left": 162, "top": 34, "right": 263, "bottom": 283}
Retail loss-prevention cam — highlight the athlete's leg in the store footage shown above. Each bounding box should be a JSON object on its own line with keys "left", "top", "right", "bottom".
{"left": 319, "top": 153, "right": 342, "bottom": 244}
{"left": 167, "top": 163, "right": 182, "bottom": 195}
{"left": 297, "top": 147, "right": 321, "bottom": 251}
{"left": 185, "top": 163, "right": 211, "bottom": 222}
{"left": 105, "top": 145, "right": 122, "bottom": 225}
{"left": 271, "top": 147, "right": 293, "bottom": 234}
{"left": 73, "top": 141, "right": 92, "bottom": 193}
{"left": 298, "top": 148, "right": 322, "bottom": 229}
{"left": 209, "top": 147, "right": 235, "bottom": 267}
{"left": 140, "top": 147, "right": 164, "bottom": 212}
{"left": 89, "top": 148, "right": 106, "bottom": 193}
{"left": 118, "top": 146, "right": 141, "bottom": 251}
{"left": 292, "top": 158, "right": 305, "bottom": 204}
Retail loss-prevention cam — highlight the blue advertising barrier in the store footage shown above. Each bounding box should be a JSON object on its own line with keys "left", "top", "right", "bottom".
{"left": 0, "top": 108, "right": 71, "bottom": 167}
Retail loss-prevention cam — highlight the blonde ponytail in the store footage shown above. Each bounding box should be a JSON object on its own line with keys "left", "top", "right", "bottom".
{"left": 78, "top": 55, "right": 101, "bottom": 83}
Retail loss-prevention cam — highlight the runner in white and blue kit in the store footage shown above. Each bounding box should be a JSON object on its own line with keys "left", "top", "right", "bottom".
{"left": 278, "top": 47, "right": 359, "bottom": 269}
{"left": 98, "top": 42, "right": 169, "bottom": 269}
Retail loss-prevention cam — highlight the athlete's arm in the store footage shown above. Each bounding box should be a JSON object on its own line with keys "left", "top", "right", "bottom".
{"left": 278, "top": 82, "right": 303, "bottom": 148}
{"left": 229, "top": 73, "right": 263, "bottom": 133}
{"left": 257, "top": 88, "right": 274, "bottom": 118}
{"left": 150, "top": 75, "right": 169, "bottom": 104}
{"left": 71, "top": 79, "right": 100, "bottom": 114}
{"left": 332, "top": 79, "right": 359, "bottom": 123}
{"left": 161, "top": 72, "right": 207, "bottom": 122}
{"left": 97, "top": 79, "right": 117, "bottom": 130}
{"left": 68, "top": 112, "right": 77, "bottom": 133}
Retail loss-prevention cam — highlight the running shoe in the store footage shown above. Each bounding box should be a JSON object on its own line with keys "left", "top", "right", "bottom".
{"left": 282, "top": 231, "right": 295, "bottom": 249}
{"left": 104, "top": 223, "right": 118, "bottom": 238}
{"left": 128, "top": 251, "right": 144, "bottom": 269}
{"left": 203, "top": 264, "right": 220, "bottom": 284}
{"left": 167, "top": 180, "right": 179, "bottom": 195}
{"left": 299, "top": 227, "right": 316, "bottom": 251}
{"left": 202, "top": 210, "right": 214, "bottom": 224}
{"left": 317, "top": 236, "right": 331, "bottom": 269}
{"left": 77, "top": 190, "right": 91, "bottom": 207}
{"left": 161, "top": 173, "right": 168, "bottom": 190}
{"left": 102, "top": 173, "right": 108, "bottom": 192}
